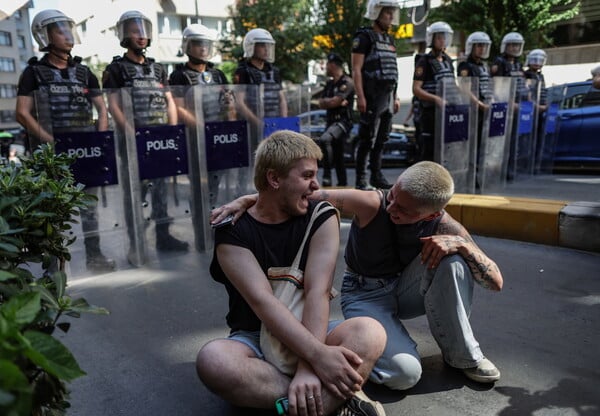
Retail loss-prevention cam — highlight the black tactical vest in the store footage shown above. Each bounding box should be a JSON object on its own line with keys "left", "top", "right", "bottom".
{"left": 31, "top": 58, "right": 95, "bottom": 132}
{"left": 323, "top": 74, "right": 354, "bottom": 126}
{"left": 112, "top": 56, "right": 168, "bottom": 126}
{"left": 238, "top": 60, "right": 281, "bottom": 118}
{"left": 358, "top": 27, "right": 398, "bottom": 85}
{"left": 464, "top": 57, "right": 492, "bottom": 102}
{"left": 495, "top": 55, "right": 528, "bottom": 102}
{"left": 421, "top": 52, "right": 455, "bottom": 108}
{"left": 176, "top": 64, "right": 228, "bottom": 121}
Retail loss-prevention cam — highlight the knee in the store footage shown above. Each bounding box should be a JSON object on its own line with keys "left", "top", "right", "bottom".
{"left": 376, "top": 353, "right": 422, "bottom": 391}
{"left": 195, "top": 340, "right": 227, "bottom": 387}
{"left": 436, "top": 255, "right": 471, "bottom": 285}
{"left": 337, "top": 317, "right": 387, "bottom": 359}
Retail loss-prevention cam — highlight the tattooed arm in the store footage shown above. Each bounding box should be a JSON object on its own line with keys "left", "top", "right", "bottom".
{"left": 419, "top": 213, "right": 503, "bottom": 291}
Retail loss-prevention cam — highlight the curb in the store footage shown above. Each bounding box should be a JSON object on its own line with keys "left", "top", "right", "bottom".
{"left": 446, "top": 194, "right": 600, "bottom": 253}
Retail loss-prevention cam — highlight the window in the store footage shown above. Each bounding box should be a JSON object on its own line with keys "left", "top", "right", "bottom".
{"left": 0, "top": 58, "right": 16, "bottom": 72}
{"left": 158, "top": 14, "right": 183, "bottom": 36}
{"left": 0, "top": 31, "right": 12, "bottom": 46}
{"left": 0, "top": 84, "right": 17, "bottom": 98}
{"left": 18, "top": 35, "right": 26, "bottom": 49}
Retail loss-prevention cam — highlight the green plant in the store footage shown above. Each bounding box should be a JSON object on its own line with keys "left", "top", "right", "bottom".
{"left": 0, "top": 144, "right": 108, "bottom": 416}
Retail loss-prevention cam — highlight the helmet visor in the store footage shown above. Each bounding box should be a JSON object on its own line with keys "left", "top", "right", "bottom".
{"left": 472, "top": 42, "right": 490, "bottom": 59}
{"left": 47, "top": 20, "right": 80, "bottom": 46}
{"left": 187, "top": 39, "right": 215, "bottom": 61}
{"left": 528, "top": 56, "right": 546, "bottom": 66}
{"left": 505, "top": 42, "right": 523, "bottom": 57}
{"left": 119, "top": 18, "right": 152, "bottom": 42}
{"left": 253, "top": 42, "right": 275, "bottom": 63}
{"left": 433, "top": 32, "right": 453, "bottom": 50}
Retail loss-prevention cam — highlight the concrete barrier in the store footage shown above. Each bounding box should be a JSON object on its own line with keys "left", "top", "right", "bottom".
{"left": 447, "top": 195, "right": 600, "bottom": 253}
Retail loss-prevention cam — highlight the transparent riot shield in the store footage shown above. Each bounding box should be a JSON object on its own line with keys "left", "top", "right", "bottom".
{"left": 535, "top": 86, "right": 563, "bottom": 173}
{"left": 178, "top": 84, "right": 257, "bottom": 252}
{"left": 478, "top": 77, "right": 516, "bottom": 193}
{"left": 436, "top": 77, "right": 478, "bottom": 193}
{"left": 509, "top": 78, "right": 540, "bottom": 179}
{"left": 32, "top": 89, "right": 124, "bottom": 277}
{"left": 110, "top": 87, "right": 192, "bottom": 267}
{"left": 262, "top": 83, "right": 311, "bottom": 138}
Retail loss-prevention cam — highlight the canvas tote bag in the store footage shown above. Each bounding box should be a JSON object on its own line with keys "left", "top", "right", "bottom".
{"left": 260, "top": 201, "right": 339, "bottom": 375}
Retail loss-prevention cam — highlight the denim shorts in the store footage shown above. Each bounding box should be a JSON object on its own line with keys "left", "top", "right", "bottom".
{"left": 228, "top": 321, "right": 343, "bottom": 360}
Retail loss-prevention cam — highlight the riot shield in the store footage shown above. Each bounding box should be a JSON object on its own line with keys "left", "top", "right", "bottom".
{"left": 31, "top": 89, "right": 124, "bottom": 276}
{"left": 109, "top": 87, "right": 192, "bottom": 267}
{"left": 435, "top": 77, "right": 478, "bottom": 193}
{"left": 477, "top": 77, "right": 516, "bottom": 193}
{"left": 262, "top": 83, "right": 310, "bottom": 138}
{"left": 535, "top": 86, "right": 563, "bottom": 173}
{"left": 177, "top": 84, "right": 256, "bottom": 252}
{"left": 509, "top": 78, "right": 540, "bottom": 179}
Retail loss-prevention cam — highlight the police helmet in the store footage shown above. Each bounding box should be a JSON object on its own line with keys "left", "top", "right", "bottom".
{"left": 364, "top": 0, "right": 401, "bottom": 26}
{"left": 526, "top": 49, "right": 547, "bottom": 67}
{"left": 32, "top": 9, "right": 80, "bottom": 52}
{"left": 116, "top": 10, "right": 152, "bottom": 48}
{"left": 182, "top": 24, "right": 217, "bottom": 61}
{"left": 465, "top": 31, "right": 491, "bottom": 59}
{"left": 500, "top": 32, "right": 524, "bottom": 57}
{"left": 426, "top": 21, "right": 454, "bottom": 50}
{"left": 243, "top": 28, "right": 275, "bottom": 63}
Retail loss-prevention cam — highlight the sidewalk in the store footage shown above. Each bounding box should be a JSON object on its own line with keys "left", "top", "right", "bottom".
{"left": 57, "top": 170, "right": 600, "bottom": 416}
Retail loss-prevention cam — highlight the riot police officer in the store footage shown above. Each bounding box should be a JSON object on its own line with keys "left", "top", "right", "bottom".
{"left": 491, "top": 32, "right": 527, "bottom": 101}
{"left": 524, "top": 48, "right": 548, "bottom": 112}
{"left": 458, "top": 31, "right": 493, "bottom": 168}
{"left": 234, "top": 28, "right": 287, "bottom": 124}
{"left": 318, "top": 52, "right": 354, "bottom": 187}
{"left": 351, "top": 0, "right": 401, "bottom": 190}
{"left": 16, "top": 9, "right": 115, "bottom": 272}
{"left": 103, "top": 10, "right": 188, "bottom": 259}
{"left": 413, "top": 21, "right": 456, "bottom": 162}
{"left": 169, "top": 24, "right": 230, "bottom": 207}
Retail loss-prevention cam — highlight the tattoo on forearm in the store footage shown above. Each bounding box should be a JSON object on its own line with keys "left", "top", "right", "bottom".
{"left": 464, "top": 252, "right": 494, "bottom": 289}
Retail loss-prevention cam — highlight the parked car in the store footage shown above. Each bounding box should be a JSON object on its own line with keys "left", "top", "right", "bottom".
{"left": 298, "top": 110, "right": 417, "bottom": 166}
{"left": 547, "top": 80, "right": 600, "bottom": 170}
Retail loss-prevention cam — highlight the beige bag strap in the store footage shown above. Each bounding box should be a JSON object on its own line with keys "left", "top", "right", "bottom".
{"left": 290, "top": 201, "right": 337, "bottom": 270}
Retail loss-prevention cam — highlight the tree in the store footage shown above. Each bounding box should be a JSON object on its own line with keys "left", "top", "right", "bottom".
{"left": 430, "top": 0, "right": 581, "bottom": 57}
{"left": 225, "top": 0, "right": 319, "bottom": 83}
{"left": 313, "top": 0, "right": 368, "bottom": 68}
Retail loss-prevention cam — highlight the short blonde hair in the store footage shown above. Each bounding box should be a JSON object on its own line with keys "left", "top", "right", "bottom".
{"left": 398, "top": 161, "right": 454, "bottom": 212}
{"left": 254, "top": 130, "right": 322, "bottom": 191}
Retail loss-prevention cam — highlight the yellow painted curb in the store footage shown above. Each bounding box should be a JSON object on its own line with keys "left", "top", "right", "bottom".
{"left": 448, "top": 194, "right": 568, "bottom": 246}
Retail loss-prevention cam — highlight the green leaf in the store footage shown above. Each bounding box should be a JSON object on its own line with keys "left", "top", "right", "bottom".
{"left": 50, "top": 271, "right": 66, "bottom": 299}
{"left": 0, "top": 292, "right": 41, "bottom": 326}
{"left": 30, "top": 285, "right": 60, "bottom": 310}
{"left": 0, "top": 243, "right": 19, "bottom": 253}
{"left": 0, "top": 359, "right": 30, "bottom": 391}
{"left": 0, "top": 270, "right": 17, "bottom": 282}
{"left": 22, "top": 330, "right": 86, "bottom": 381}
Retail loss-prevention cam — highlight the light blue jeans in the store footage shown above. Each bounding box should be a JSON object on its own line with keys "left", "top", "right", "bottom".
{"left": 341, "top": 254, "right": 484, "bottom": 390}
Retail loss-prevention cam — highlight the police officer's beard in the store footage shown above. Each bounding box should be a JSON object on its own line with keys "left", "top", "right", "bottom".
{"left": 48, "top": 47, "right": 71, "bottom": 61}
{"left": 374, "top": 19, "right": 389, "bottom": 32}
{"left": 188, "top": 55, "right": 207, "bottom": 65}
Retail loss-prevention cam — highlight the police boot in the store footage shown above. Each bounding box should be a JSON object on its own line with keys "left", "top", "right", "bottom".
{"left": 355, "top": 144, "right": 374, "bottom": 190}
{"left": 155, "top": 223, "right": 189, "bottom": 252}
{"left": 85, "top": 236, "right": 116, "bottom": 272}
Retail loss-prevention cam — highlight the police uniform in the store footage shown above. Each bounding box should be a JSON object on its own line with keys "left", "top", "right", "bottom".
{"left": 17, "top": 54, "right": 113, "bottom": 270}
{"left": 491, "top": 54, "right": 528, "bottom": 102}
{"left": 458, "top": 55, "right": 492, "bottom": 157}
{"left": 103, "top": 54, "right": 188, "bottom": 252}
{"left": 352, "top": 26, "right": 398, "bottom": 189}
{"left": 233, "top": 60, "right": 283, "bottom": 118}
{"left": 413, "top": 51, "right": 455, "bottom": 161}
{"left": 169, "top": 62, "right": 230, "bottom": 206}
{"left": 320, "top": 72, "right": 354, "bottom": 186}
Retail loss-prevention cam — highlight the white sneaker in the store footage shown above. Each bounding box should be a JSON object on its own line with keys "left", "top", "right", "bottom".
{"left": 462, "top": 357, "right": 501, "bottom": 383}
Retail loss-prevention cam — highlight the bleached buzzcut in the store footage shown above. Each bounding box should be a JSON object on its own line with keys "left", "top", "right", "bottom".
{"left": 398, "top": 161, "right": 454, "bottom": 212}
{"left": 254, "top": 130, "right": 322, "bottom": 191}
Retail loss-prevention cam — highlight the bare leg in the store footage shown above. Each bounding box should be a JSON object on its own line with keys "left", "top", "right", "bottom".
{"left": 196, "top": 339, "right": 289, "bottom": 409}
